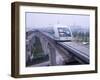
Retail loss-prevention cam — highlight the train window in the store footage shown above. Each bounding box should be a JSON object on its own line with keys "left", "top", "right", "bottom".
{"left": 58, "top": 28, "right": 71, "bottom": 37}
{"left": 58, "top": 28, "right": 64, "bottom": 33}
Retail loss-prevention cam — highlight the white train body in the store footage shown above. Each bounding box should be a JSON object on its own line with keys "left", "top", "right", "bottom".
{"left": 53, "top": 25, "right": 72, "bottom": 41}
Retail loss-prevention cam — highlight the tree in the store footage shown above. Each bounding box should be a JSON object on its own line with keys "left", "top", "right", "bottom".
{"left": 32, "top": 36, "right": 44, "bottom": 58}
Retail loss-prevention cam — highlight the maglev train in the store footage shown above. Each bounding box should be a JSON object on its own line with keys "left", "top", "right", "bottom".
{"left": 53, "top": 25, "right": 73, "bottom": 41}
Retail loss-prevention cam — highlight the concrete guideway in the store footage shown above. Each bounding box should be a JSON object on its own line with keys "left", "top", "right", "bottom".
{"left": 58, "top": 42, "right": 89, "bottom": 63}
{"left": 40, "top": 31, "right": 89, "bottom": 63}
{"left": 26, "top": 30, "right": 89, "bottom": 66}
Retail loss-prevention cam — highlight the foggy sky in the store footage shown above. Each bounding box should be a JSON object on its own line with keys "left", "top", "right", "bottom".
{"left": 25, "top": 12, "right": 90, "bottom": 29}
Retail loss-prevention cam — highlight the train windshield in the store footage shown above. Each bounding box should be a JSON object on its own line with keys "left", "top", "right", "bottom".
{"left": 58, "top": 28, "right": 71, "bottom": 37}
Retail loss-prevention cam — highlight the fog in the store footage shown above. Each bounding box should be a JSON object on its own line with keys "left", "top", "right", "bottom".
{"left": 25, "top": 12, "right": 90, "bottom": 30}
